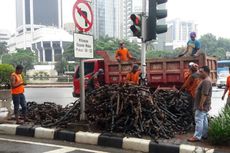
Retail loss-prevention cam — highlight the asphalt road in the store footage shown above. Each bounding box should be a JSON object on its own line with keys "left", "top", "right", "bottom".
{"left": 0, "top": 134, "right": 137, "bottom": 153}
{"left": 24, "top": 87, "right": 77, "bottom": 107}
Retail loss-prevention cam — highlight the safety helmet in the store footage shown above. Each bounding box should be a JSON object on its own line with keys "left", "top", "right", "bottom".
{"left": 190, "top": 32, "right": 196, "bottom": 38}
{"left": 119, "top": 41, "right": 124, "bottom": 45}
{"left": 189, "top": 62, "right": 198, "bottom": 71}
{"left": 132, "top": 64, "right": 139, "bottom": 70}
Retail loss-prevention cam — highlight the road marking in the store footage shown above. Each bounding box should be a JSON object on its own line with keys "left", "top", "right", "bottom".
{"left": 0, "top": 137, "right": 109, "bottom": 153}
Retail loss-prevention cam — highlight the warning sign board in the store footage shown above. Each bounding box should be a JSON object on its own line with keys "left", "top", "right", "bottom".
{"left": 74, "top": 33, "right": 94, "bottom": 58}
{"left": 72, "top": 0, "right": 93, "bottom": 32}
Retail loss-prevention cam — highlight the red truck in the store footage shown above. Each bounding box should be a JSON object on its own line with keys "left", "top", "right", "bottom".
{"left": 72, "top": 51, "right": 217, "bottom": 97}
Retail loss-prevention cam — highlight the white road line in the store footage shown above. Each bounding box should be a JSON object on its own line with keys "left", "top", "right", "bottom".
{"left": 0, "top": 137, "right": 109, "bottom": 153}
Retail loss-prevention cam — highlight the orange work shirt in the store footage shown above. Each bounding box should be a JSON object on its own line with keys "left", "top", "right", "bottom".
{"left": 11, "top": 72, "right": 24, "bottom": 95}
{"left": 226, "top": 76, "right": 230, "bottom": 95}
{"left": 115, "top": 48, "right": 132, "bottom": 61}
{"left": 126, "top": 71, "right": 141, "bottom": 85}
{"left": 183, "top": 72, "right": 201, "bottom": 98}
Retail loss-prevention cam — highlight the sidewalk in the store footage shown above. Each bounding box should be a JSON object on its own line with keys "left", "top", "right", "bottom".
{"left": 0, "top": 116, "right": 229, "bottom": 153}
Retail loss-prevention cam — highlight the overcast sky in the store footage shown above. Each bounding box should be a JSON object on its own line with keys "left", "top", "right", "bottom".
{"left": 0, "top": 0, "right": 230, "bottom": 39}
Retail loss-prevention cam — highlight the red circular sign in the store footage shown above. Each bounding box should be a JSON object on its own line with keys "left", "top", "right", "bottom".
{"left": 72, "top": 0, "right": 93, "bottom": 32}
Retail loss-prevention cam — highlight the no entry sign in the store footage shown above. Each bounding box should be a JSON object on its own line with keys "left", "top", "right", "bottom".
{"left": 72, "top": 0, "right": 93, "bottom": 32}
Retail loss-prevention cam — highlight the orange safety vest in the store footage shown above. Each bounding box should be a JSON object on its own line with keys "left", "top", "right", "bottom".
{"left": 115, "top": 48, "right": 132, "bottom": 61}
{"left": 184, "top": 73, "right": 201, "bottom": 98}
{"left": 226, "top": 76, "right": 230, "bottom": 96}
{"left": 126, "top": 71, "right": 141, "bottom": 85}
{"left": 11, "top": 72, "right": 24, "bottom": 95}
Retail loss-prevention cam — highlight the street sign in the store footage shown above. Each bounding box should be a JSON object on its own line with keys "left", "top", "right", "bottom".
{"left": 74, "top": 33, "right": 94, "bottom": 58}
{"left": 72, "top": 0, "right": 93, "bottom": 32}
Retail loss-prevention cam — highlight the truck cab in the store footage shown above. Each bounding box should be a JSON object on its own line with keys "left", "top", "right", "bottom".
{"left": 72, "top": 59, "right": 104, "bottom": 97}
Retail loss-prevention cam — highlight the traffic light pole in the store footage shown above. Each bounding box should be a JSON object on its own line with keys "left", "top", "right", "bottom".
{"left": 141, "top": 0, "right": 147, "bottom": 83}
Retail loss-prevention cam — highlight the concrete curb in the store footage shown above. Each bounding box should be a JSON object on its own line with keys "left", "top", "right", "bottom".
{"left": 0, "top": 124, "right": 227, "bottom": 153}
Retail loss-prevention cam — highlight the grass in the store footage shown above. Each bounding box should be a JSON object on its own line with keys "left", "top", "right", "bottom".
{"left": 208, "top": 106, "right": 230, "bottom": 145}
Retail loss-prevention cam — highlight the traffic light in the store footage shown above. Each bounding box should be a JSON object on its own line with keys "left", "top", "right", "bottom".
{"left": 130, "top": 14, "right": 142, "bottom": 38}
{"left": 144, "top": 0, "right": 168, "bottom": 42}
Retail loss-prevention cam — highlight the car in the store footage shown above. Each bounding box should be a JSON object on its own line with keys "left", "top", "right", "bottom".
{"left": 216, "top": 73, "right": 229, "bottom": 88}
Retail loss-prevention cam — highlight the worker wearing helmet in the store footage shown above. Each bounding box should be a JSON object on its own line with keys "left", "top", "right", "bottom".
{"left": 126, "top": 64, "right": 141, "bottom": 85}
{"left": 179, "top": 62, "right": 201, "bottom": 99}
{"left": 179, "top": 32, "right": 201, "bottom": 57}
{"left": 115, "top": 41, "right": 135, "bottom": 62}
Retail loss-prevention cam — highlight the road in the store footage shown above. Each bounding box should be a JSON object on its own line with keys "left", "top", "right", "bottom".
{"left": 23, "top": 87, "right": 227, "bottom": 117}
{"left": 0, "top": 134, "right": 137, "bottom": 153}
{"left": 24, "top": 87, "right": 77, "bottom": 107}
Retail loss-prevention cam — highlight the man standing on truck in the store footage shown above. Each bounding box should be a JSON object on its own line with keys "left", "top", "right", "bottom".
{"left": 115, "top": 41, "right": 135, "bottom": 62}
{"left": 179, "top": 32, "right": 201, "bottom": 57}
{"left": 221, "top": 75, "right": 230, "bottom": 108}
{"left": 179, "top": 62, "right": 201, "bottom": 101}
{"left": 126, "top": 64, "right": 141, "bottom": 85}
{"left": 10, "top": 65, "right": 27, "bottom": 124}
{"left": 188, "top": 66, "right": 212, "bottom": 142}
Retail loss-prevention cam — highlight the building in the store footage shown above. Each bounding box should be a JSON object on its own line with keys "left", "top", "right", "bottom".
{"left": 8, "top": 27, "right": 72, "bottom": 63}
{"left": 8, "top": 0, "right": 72, "bottom": 63}
{"left": 93, "top": 0, "right": 120, "bottom": 39}
{"left": 122, "top": 0, "right": 133, "bottom": 38}
{"left": 165, "top": 19, "right": 198, "bottom": 50}
{"left": 64, "top": 23, "right": 75, "bottom": 34}
{"left": 0, "top": 30, "right": 10, "bottom": 43}
{"left": 14, "top": 0, "right": 63, "bottom": 50}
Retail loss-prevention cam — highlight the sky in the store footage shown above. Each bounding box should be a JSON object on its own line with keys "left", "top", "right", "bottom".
{"left": 0, "top": 0, "right": 230, "bottom": 39}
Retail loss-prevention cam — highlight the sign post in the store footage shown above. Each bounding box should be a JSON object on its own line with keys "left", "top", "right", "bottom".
{"left": 73, "top": 0, "right": 93, "bottom": 121}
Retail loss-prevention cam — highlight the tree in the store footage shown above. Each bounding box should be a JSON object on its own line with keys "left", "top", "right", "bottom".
{"left": 95, "top": 36, "right": 141, "bottom": 59}
{"left": 63, "top": 43, "right": 75, "bottom": 61}
{"left": 63, "top": 36, "right": 141, "bottom": 60}
{"left": 54, "top": 54, "right": 68, "bottom": 75}
{"left": 0, "top": 42, "right": 8, "bottom": 56}
{"left": 0, "top": 64, "right": 14, "bottom": 88}
{"left": 2, "top": 49, "right": 36, "bottom": 74}
{"left": 199, "top": 33, "right": 230, "bottom": 59}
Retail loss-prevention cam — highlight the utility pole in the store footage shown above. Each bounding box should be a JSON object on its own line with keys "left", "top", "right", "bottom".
{"left": 141, "top": 0, "right": 147, "bottom": 83}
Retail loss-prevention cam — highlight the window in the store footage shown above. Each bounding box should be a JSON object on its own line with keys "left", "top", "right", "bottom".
{"left": 76, "top": 62, "right": 95, "bottom": 78}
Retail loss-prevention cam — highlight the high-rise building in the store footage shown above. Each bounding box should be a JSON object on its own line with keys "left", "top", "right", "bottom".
{"left": 16, "top": 0, "right": 62, "bottom": 33}
{"left": 165, "top": 19, "right": 198, "bottom": 49}
{"left": 122, "top": 0, "right": 133, "bottom": 38}
{"left": 8, "top": 0, "right": 72, "bottom": 63}
{"left": 93, "top": 0, "right": 120, "bottom": 39}
{"left": 0, "top": 30, "right": 10, "bottom": 43}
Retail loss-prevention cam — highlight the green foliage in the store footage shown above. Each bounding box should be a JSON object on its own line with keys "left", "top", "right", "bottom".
{"left": 208, "top": 106, "right": 230, "bottom": 145}
{"left": 199, "top": 33, "right": 230, "bottom": 59}
{"left": 55, "top": 54, "right": 68, "bottom": 75}
{"left": 62, "top": 36, "right": 141, "bottom": 61}
{"left": 0, "top": 64, "right": 14, "bottom": 88}
{"left": 2, "top": 49, "right": 36, "bottom": 74}
{"left": 63, "top": 43, "right": 75, "bottom": 61}
{"left": 146, "top": 50, "right": 178, "bottom": 58}
{"left": 0, "top": 42, "right": 8, "bottom": 56}
{"left": 94, "top": 36, "right": 141, "bottom": 59}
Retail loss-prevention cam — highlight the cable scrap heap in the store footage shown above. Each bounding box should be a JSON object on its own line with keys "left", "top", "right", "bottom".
{"left": 85, "top": 84, "right": 193, "bottom": 139}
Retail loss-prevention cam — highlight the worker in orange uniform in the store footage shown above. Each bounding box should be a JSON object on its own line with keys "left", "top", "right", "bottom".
{"left": 126, "top": 64, "right": 141, "bottom": 85}
{"left": 179, "top": 62, "right": 201, "bottom": 100}
{"left": 221, "top": 75, "right": 230, "bottom": 108}
{"left": 115, "top": 41, "right": 135, "bottom": 62}
{"left": 10, "top": 65, "right": 27, "bottom": 124}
